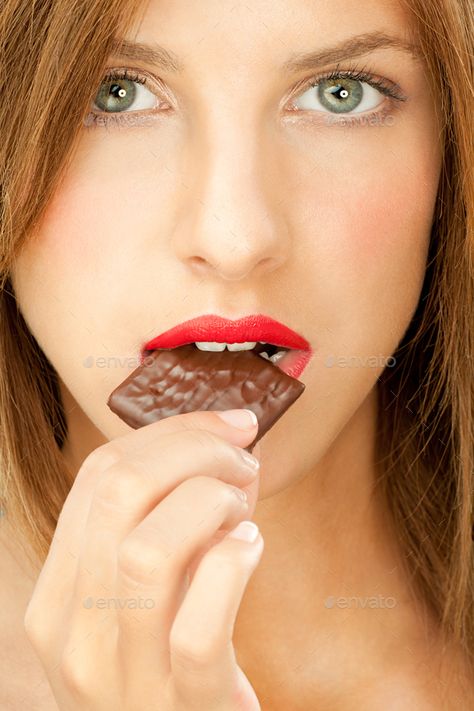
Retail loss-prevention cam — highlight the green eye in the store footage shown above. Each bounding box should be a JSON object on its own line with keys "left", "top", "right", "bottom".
{"left": 92, "top": 71, "right": 158, "bottom": 114}
{"left": 317, "top": 77, "right": 364, "bottom": 114}
{"left": 94, "top": 78, "right": 138, "bottom": 113}
{"left": 292, "top": 72, "right": 392, "bottom": 117}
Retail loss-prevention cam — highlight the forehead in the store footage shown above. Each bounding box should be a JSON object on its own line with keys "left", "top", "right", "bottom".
{"left": 125, "top": 0, "right": 416, "bottom": 70}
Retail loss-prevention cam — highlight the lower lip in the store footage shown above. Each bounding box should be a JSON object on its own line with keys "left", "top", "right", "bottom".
{"left": 276, "top": 348, "right": 313, "bottom": 379}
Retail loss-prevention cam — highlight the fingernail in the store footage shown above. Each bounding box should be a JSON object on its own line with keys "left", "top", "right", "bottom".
{"left": 215, "top": 409, "right": 258, "bottom": 430}
{"left": 233, "top": 487, "right": 248, "bottom": 504}
{"left": 228, "top": 520, "right": 260, "bottom": 543}
{"left": 240, "top": 451, "right": 260, "bottom": 472}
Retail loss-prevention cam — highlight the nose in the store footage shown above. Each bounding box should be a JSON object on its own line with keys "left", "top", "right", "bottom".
{"left": 172, "top": 120, "right": 291, "bottom": 282}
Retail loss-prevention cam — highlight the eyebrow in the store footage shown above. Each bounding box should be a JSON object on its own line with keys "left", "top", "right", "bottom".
{"left": 110, "top": 31, "right": 421, "bottom": 75}
{"left": 110, "top": 38, "right": 183, "bottom": 73}
{"left": 283, "top": 32, "right": 422, "bottom": 72}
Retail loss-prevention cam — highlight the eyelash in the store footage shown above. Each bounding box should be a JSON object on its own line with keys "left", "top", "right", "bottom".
{"left": 84, "top": 64, "right": 407, "bottom": 129}
{"left": 299, "top": 63, "right": 407, "bottom": 125}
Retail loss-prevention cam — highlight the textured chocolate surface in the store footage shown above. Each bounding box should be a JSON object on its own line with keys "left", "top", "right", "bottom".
{"left": 107, "top": 345, "right": 305, "bottom": 452}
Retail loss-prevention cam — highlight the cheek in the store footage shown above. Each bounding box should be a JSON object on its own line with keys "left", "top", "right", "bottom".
{"left": 341, "top": 176, "right": 432, "bottom": 285}
{"left": 291, "top": 135, "right": 441, "bottom": 364}
{"left": 295, "top": 183, "right": 430, "bottom": 329}
{"left": 31, "top": 174, "right": 146, "bottom": 278}
{"left": 354, "top": 115, "right": 441, "bottom": 284}
{"left": 350, "top": 187, "right": 430, "bottom": 350}
{"left": 343, "top": 156, "right": 440, "bottom": 324}
{"left": 27, "top": 124, "right": 182, "bottom": 284}
{"left": 10, "top": 181, "right": 106, "bottom": 359}
{"left": 9, "top": 133, "right": 182, "bottom": 406}
{"left": 34, "top": 182, "right": 98, "bottom": 272}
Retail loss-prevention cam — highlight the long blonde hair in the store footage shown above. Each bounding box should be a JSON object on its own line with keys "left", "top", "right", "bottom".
{"left": 1, "top": 0, "right": 473, "bottom": 671}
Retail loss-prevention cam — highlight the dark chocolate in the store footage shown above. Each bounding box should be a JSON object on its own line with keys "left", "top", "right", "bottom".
{"left": 107, "top": 344, "right": 305, "bottom": 452}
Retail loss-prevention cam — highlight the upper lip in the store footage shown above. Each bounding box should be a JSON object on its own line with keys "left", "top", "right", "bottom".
{"left": 143, "top": 314, "right": 311, "bottom": 352}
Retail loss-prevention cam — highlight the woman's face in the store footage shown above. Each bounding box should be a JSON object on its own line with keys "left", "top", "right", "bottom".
{"left": 10, "top": 0, "right": 441, "bottom": 493}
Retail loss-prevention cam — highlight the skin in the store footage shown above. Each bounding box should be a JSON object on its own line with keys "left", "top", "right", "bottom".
{"left": 2, "top": 0, "right": 473, "bottom": 707}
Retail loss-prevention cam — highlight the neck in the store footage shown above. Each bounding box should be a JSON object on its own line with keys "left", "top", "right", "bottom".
{"left": 232, "top": 389, "right": 432, "bottom": 699}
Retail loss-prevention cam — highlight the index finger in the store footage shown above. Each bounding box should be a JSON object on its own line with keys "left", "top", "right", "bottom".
{"left": 27, "top": 409, "right": 258, "bottom": 616}
{"left": 85, "top": 407, "right": 258, "bottom": 475}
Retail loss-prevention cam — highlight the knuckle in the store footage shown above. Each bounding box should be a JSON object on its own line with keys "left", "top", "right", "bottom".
{"left": 93, "top": 459, "right": 145, "bottom": 511}
{"left": 79, "top": 443, "right": 123, "bottom": 478}
{"left": 23, "top": 603, "right": 47, "bottom": 647}
{"left": 170, "top": 629, "right": 220, "bottom": 672}
{"left": 117, "top": 533, "right": 173, "bottom": 583}
{"left": 58, "top": 651, "right": 93, "bottom": 695}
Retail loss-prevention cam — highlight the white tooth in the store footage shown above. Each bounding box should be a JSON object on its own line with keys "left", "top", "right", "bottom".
{"left": 195, "top": 342, "right": 227, "bottom": 352}
{"left": 259, "top": 352, "right": 271, "bottom": 360}
{"left": 258, "top": 341, "right": 267, "bottom": 345}
{"left": 270, "top": 351, "right": 287, "bottom": 364}
{"left": 226, "top": 342, "right": 257, "bottom": 351}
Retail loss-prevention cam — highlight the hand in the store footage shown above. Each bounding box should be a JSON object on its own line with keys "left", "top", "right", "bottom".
{"left": 24, "top": 409, "right": 264, "bottom": 710}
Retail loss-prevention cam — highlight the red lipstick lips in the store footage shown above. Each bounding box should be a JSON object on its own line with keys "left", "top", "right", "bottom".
{"left": 142, "top": 314, "right": 313, "bottom": 379}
